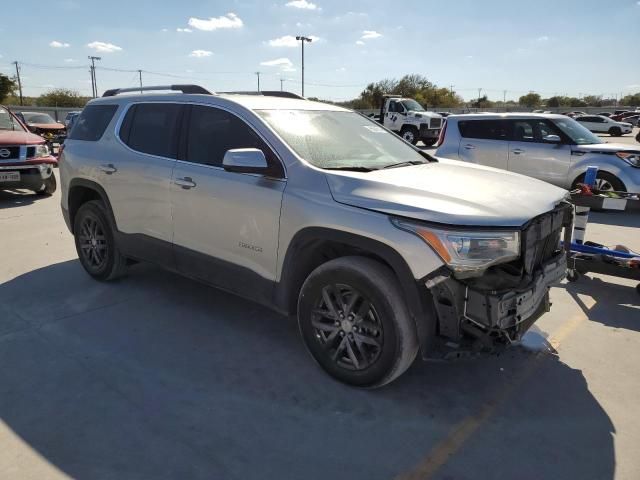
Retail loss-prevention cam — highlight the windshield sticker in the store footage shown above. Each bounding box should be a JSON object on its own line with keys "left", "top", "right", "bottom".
{"left": 363, "top": 125, "right": 385, "bottom": 133}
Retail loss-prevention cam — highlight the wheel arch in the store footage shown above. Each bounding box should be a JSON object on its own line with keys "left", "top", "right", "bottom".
{"left": 275, "top": 227, "right": 435, "bottom": 352}
{"left": 67, "top": 179, "right": 118, "bottom": 233}
{"left": 570, "top": 169, "right": 626, "bottom": 191}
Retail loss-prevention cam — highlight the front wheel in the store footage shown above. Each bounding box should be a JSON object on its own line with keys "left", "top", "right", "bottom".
{"left": 35, "top": 174, "right": 57, "bottom": 196}
{"left": 400, "top": 127, "right": 419, "bottom": 145}
{"left": 572, "top": 171, "right": 626, "bottom": 193}
{"left": 297, "top": 256, "right": 419, "bottom": 388}
{"left": 609, "top": 127, "right": 622, "bottom": 137}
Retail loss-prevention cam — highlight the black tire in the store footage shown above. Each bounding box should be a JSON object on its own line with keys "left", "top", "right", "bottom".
{"left": 297, "top": 256, "right": 419, "bottom": 388}
{"left": 400, "top": 127, "right": 419, "bottom": 145}
{"left": 572, "top": 171, "right": 626, "bottom": 193}
{"left": 73, "top": 200, "right": 127, "bottom": 281}
{"left": 608, "top": 127, "right": 622, "bottom": 137}
{"left": 35, "top": 174, "right": 57, "bottom": 196}
{"left": 421, "top": 139, "right": 437, "bottom": 147}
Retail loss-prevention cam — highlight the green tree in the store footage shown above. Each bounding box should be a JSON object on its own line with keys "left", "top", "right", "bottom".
{"left": 518, "top": 92, "right": 542, "bottom": 108}
{"left": 620, "top": 92, "right": 640, "bottom": 106}
{"left": 471, "top": 95, "right": 494, "bottom": 109}
{"left": 36, "top": 88, "right": 88, "bottom": 108}
{"left": 0, "top": 74, "right": 17, "bottom": 103}
{"left": 582, "top": 95, "right": 603, "bottom": 107}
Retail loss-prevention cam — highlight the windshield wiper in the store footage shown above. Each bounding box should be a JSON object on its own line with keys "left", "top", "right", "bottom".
{"left": 382, "top": 160, "right": 426, "bottom": 169}
{"left": 323, "top": 166, "right": 376, "bottom": 172}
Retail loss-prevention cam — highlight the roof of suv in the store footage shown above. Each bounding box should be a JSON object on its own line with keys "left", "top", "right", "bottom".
{"left": 89, "top": 92, "right": 348, "bottom": 112}
{"left": 446, "top": 112, "right": 568, "bottom": 121}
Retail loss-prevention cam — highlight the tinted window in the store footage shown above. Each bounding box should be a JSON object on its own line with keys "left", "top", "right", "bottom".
{"left": 512, "top": 119, "right": 562, "bottom": 143}
{"left": 186, "top": 105, "right": 282, "bottom": 176}
{"left": 458, "top": 120, "right": 509, "bottom": 140}
{"left": 68, "top": 105, "right": 118, "bottom": 141}
{"left": 121, "top": 103, "right": 182, "bottom": 158}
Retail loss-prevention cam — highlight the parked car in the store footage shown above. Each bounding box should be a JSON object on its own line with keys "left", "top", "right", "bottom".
{"left": 622, "top": 114, "right": 640, "bottom": 127}
{"left": 575, "top": 115, "right": 633, "bottom": 136}
{"left": 59, "top": 85, "right": 572, "bottom": 387}
{"left": 436, "top": 113, "right": 640, "bottom": 192}
{"left": 64, "top": 111, "right": 82, "bottom": 131}
{"left": 0, "top": 106, "right": 57, "bottom": 194}
{"left": 14, "top": 111, "right": 66, "bottom": 154}
{"left": 564, "top": 111, "right": 587, "bottom": 118}
{"left": 597, "top": 112, "right": 612, "bottom": 117}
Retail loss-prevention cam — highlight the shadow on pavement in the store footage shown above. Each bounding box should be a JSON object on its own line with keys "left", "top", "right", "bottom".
{"left": 566, "top": 275, "right": 639, "bottom": 332}
{"left": 588, "top": 211, "right": 640, "bottom": 229}
{"left": 0, "top": 189, "right": 41, "bottom": 210}
{"left": 0, "top": 260, "right": 615, "bottom": 480}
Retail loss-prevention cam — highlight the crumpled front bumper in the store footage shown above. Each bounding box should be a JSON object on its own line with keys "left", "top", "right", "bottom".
{"left": 430, "top": 253, "right": 566, "bottom": 349}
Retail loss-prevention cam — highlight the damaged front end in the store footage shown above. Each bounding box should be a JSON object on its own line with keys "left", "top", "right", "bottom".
{"left": 424, "top": 203, "right": 573, "bottom": 358}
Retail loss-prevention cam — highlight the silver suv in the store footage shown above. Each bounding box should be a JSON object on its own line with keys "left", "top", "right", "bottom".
{"left": 60, "top": 85, "right": 572, "bottom": 387}
{"left": 436, "top": 113, "right": 640, "bottom": 192}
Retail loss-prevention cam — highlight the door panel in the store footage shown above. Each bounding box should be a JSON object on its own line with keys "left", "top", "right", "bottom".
{"left": 458, "top": 139, "right": 509, "bottom": 170}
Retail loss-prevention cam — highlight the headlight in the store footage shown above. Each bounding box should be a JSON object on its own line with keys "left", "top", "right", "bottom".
{"left": 34, "top": 145, "right": 50, "bottom": 158}
{"left": 616, "top": 152, "right": 640, "bottom": 167}
{"left": 392, "top": 218, "right": 520, "bottom": 277}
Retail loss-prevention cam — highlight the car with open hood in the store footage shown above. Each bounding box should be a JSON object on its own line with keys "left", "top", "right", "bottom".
{"left": 0, "top": 105, "right": 58, "bottom": 194}
{"left": 15, "top": 111, "right": 66, "bottom": 154}
{"left": 60, "top": 85, "right": 572, "bottom": 387}
{"left": 436, "top": 113, "right": 640, "bottom": 193}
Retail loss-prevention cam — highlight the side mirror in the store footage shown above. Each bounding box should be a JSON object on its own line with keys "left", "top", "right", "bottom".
{"left": 222, "top": 148, "right": 269, "bottom": 174}
{"left": 543, "top": 134, "right": 561, "bottom": 143}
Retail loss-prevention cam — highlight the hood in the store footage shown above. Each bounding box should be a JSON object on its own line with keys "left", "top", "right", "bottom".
{"left": 408, "top": 111, "right": 441, "bottom": 119}
{"left": 28, "top": 122, "right": 65, "bottom": 130}
{"left": 325, "top": 158, "right": 568, "bottom": 227}
{"left": 573, "top": 143, "right": 640, "bottom": 154}
{"left": 0, "top": 130, "right": 46, "bottom": 145}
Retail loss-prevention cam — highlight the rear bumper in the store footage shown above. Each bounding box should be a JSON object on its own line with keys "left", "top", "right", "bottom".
{"left": 429, "top": 254, "right": 566, "bottom": 351}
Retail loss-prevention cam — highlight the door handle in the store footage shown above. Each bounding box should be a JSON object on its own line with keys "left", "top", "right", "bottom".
{"left": 174, "top": 176, "right": 196, "bottom": 189}
{"left": 463, "top": 144, "right": 476, "bottom": 150}
{"left": 511, "top": 149, "right": 525, "bottom": 155}
{"left": 99, "top": 164, "right": 117, "bottom": 174}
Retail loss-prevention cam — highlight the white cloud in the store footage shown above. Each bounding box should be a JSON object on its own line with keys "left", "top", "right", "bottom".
{"left": 50, "top": 40, "right": 70, "bottom": 48}
{"left": 536, "top": 35, "right": 549, "bottom": 42}
{"left": 355, "top": 40, "right": 365, "bottom": 45}
{"left": 161, "top": 28, "right": 169, "bottom": 32}
{"left": 286, "top": 0, "right": 317, "bottom": 10}
{"left": 177, "top": 27, "right": 193, "bottom": 33}
{"left": 260, "top": 57, "right": 296, "bottom": 72}
{"left": 361, "top": 30, "right": 382, "bottom": 39}
{"left": 268, "top": 34, "right": 320, "bottom": 47}
{"left": 188, "top": 13, "right": 243, "bottom": 31}
{"left": 64, "top": 58, "right": 76, "bottom": 62}
{"left": 189, "top": 49, "right": 213, "bottom": 57}
{"left": 87, "top": 41, "right": 122, "bottom": 53}
{"left": 336, "top": 67, "right": 346, "bottom": 72}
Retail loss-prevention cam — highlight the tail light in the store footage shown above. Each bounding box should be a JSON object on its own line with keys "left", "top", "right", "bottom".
{"left": 435, "top": 120, "right": 447, "bottom": 147}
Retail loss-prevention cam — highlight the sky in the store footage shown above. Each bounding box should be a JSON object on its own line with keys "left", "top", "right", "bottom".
{"left": 1, "top": 0, "right": 640, "bottom": 102}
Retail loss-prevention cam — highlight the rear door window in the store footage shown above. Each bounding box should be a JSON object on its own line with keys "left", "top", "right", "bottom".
{"left": 119, "top": 103, "right": 183, "bottom": 158}
{"left": 511, "top": 119, "right": 562, "bottom": 143}
{"left": 68, "top": 104, "right": 118, "bottom": 141}
{"left": 458, "top": 120, "right": 510, "bottom": 140}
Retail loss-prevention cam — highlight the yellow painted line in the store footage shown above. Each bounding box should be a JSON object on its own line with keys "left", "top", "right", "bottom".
{"left": 396, "top": 312, "right": 588, "bottom": 480}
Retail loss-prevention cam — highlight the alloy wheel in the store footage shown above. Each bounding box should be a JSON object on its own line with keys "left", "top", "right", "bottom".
{"left": 594, "top": 178, "right": 614, "bottom": 192}
{"left": 78, "top": 215, "right": 108, "bottom": 268}
{"left": 311, "top": 284, "right": 383, "bottom": 371}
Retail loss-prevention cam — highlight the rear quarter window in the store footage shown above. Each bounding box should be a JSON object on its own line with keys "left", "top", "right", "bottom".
{"left": 68, "top": 104, "right": 118, "bottom": 141}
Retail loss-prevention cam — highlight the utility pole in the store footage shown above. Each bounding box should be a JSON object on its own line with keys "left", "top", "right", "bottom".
{"left": 477, "top": 88, "right": 482, "bottom": 105}
{"left": 88, "top": 56, "right": 101, "bottom": 98}
{"left": 255, "top": 71, "right": 261, "bottom": 91}
{"left": 12, "top": 61, "right": 23, "bottom": 106}
{"left": 503, "top": 90, "right": 507, "bottom": 103}
{"left": 449, "top": 84, "right": 454, "bottom": 95}
{"left": 138, "top": 70, "right": 143, "bottom": 94}
{"left": 296, "top": 36, "right": 313, "bottom": 97}
{"left": 280, "top": 78, "right": 284, "bottom": 92}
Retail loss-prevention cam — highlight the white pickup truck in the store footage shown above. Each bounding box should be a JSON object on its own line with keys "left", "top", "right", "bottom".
{"left": 379, "top": 95, "right": 444, "bottom": 146}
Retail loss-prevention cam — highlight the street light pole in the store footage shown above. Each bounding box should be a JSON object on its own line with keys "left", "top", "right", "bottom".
{"left": 138, "top": 70, "right": 143, "bottom": 94}
{"left": 295, "top": 35, "right": 312, "bottom": 97}
{"left": 255, "top": 71, "right": 261, "bottom": 91}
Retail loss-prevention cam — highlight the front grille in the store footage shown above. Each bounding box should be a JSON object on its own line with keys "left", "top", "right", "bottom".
{"left": 429, "top": 118, "right": 443, "bottom": 129}
{"left": 0, "top": 146, "right": 20, "bottom": 160}
{"left": 521, "top": 203, "right": 572, "bottom": 275}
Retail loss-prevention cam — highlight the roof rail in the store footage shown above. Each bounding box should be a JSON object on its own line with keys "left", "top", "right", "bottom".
{"left": 102, "top": 84, "right": 213, "bottom": 97}
{"left": 219, "top": 90, "right": 306, "bottom": 100}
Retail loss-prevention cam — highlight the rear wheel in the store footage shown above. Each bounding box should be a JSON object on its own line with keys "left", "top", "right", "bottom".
{"left": 297, "top": 256, "right": 418, "bottom": 388}
{"left": 35, "top": 174, "right": 57, "bottom": 196}
{"left": 608, "top": 127, "right": 622, "bottom": 137}
{"left": 400, "top": 127, "right": 419, "bottom": 145}
{"left": 572, "top": 171, "right": 626, "bottom": 192}
{"left": 73, "top": 200, "right": 127, "bottom": 281}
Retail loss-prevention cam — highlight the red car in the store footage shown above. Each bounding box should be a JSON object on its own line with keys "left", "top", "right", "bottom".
{"left": 0, "top": 105, "right": 58, "bottom": 195}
